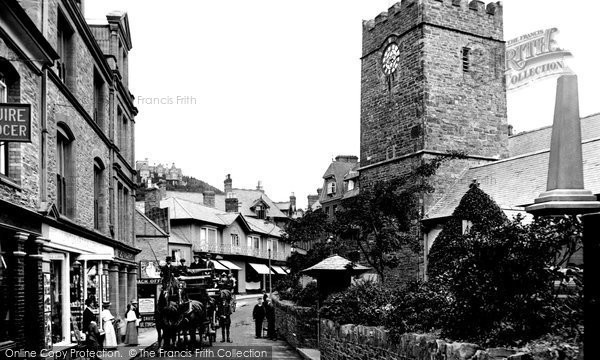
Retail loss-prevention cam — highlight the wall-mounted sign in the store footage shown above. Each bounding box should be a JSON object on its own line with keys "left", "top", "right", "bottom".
{"left": 505, "top": 28, "right": 573, "bottom": 91}
{"left": 140, "top": 260, "right": 160, "bottom": 279}
{"left": 0, "top": 103, "right": 31, "bottom": 142}
{"left": 138, "top": 298, "right": 155, "bottom": 314}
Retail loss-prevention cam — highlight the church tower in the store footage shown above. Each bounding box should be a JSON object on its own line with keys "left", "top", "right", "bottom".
{"left": 359, "top": 0, "right": 509, "bottom": 282}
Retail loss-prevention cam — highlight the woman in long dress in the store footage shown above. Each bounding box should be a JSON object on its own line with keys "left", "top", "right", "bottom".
{"left": 124, "top": 304, "right": 139, "bottom": 345}
{"left": 101, "top": 301, "right": 118, "bottom": 349}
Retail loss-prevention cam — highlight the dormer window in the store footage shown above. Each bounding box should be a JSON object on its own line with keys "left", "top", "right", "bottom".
{"left": 256, "top": 205, "right": 266, "bottom": 220}
{"left": 327, "top": 181, "right": 336, "bottom": 195}
{"left": 347, "top": 180, "right": 355, "bottom": 191}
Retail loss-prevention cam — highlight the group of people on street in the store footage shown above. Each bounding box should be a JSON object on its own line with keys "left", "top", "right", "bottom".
{"left": 252, "top": 293, "right": 276, "bottom": 340}
{"left": 82, "top": 297, "right": 141, "bottom": 358}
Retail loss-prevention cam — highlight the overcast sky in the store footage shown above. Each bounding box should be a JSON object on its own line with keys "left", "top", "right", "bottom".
{"left": 86, "top": 0, "right": 600, "bottom": 209}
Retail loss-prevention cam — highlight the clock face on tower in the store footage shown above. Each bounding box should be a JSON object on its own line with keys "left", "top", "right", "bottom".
{"left": 382, "top": 43, "right": 400, "bottom": 75}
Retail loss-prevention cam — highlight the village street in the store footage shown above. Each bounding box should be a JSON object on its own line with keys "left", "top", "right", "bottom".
{"left": 136, "top": 298, "right": 302, "bottom": 360}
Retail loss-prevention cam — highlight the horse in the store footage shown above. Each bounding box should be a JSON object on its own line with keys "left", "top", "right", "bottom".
{"left": 155, "top": 290, "right": 181, "bottom": 349}
{"left": 177, "top": 300, "right": 210, "bottom": 348}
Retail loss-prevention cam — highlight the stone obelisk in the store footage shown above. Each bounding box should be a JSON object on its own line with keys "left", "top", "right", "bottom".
{"left": 526, "top": 75, "right": 600, "bottom": 215}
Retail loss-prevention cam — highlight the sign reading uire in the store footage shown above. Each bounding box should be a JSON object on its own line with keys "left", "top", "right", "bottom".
{"left": 0, "top": 103, "right": 31, "bottom": 142}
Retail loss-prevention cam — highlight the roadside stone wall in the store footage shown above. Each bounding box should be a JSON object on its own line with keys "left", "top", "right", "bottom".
{"left": 320, "top": 320, "right": 578, "bottom": 360}
{"left": 272, "top": 296, "right": 318, "bottom": 349}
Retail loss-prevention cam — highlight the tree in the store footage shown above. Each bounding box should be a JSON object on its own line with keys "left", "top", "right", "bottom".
{"left": 334, "top": 155, "right": 463, "bottom": 283}
{"left": 427, "top": 184, "right": 583, "bottom": 345}
{"left": 427, "top": 181, "right": 508, "bottom": 278}
{"left": 281, "top": 209, "right": 342, "bottom": 277}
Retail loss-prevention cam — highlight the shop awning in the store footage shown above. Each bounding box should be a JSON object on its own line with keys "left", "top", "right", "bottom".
{"left": 271, "top": 266, "right": 288, "bottom": 275}
{"left": 248, "top": 262, "right": 274, "bottom": 275}
{"left": 217, "top": 259, "right": 242, "bottom": 271}
{"left": 213, "top": 261, "right": 228, "bottom": 271}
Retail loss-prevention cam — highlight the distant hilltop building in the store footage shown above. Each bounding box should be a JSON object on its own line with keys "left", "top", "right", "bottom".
{"left": 136, "top": 158, "right": 184, "bottom": 186}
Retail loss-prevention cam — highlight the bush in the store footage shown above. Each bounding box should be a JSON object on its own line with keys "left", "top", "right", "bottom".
{"left": 319, "top": 281, "right": 396, "bottom": 326}
{"left": 277, "top": 281, "right": 319, "bottom": 308}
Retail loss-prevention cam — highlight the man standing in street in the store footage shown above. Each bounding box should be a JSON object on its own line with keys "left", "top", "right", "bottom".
{"left": 264, "top": 297, "right": 276, "bottom": 340}
{"left": 252, "top": 297, "right": 265, "bottom": 338}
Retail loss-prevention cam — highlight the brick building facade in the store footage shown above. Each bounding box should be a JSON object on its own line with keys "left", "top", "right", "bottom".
{"left": 358, "top": 0, "right": 509, "bottom": 283}
{"left": 0, "top": 0, "right": 138, "bottom": 355}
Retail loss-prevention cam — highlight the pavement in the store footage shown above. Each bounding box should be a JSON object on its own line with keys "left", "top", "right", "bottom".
{"left": 99, "top": 327, "right": 157, "bottom": 360}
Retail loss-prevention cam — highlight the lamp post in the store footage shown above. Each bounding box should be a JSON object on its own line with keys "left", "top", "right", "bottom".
{"left": 268, "top": 248, "right": 272, "bottom": 295}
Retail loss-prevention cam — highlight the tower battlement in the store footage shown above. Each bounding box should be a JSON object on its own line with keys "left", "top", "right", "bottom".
{"left": 362, "top": 0, "right": 503, "bottom": 56}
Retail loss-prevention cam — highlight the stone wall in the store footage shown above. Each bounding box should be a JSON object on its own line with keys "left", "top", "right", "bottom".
{"left": 320, "top": 319, "right": 578, "bottom": 360}
{"left": 272, "top": 296, "right": 318, "bottom": 349}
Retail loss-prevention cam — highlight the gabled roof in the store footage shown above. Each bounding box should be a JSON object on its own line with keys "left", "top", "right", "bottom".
{"left": 320, "top": 158, "right": 359, "bottom": 204}
{"left": 135, "top": 208, "right": 168, "bottom": 237}
{"left": 106, "top": 11, "right": 132, "bottom": 50}
{"left": 302, "top": 255, "right": 371, "bottom": 274}
{"left": 425, "top": 138, "right": 600, "bottom": 221}
{"left": 244, "top": 217, "right": 283, "bottom": 238}
{"left": 165, "top": 189, "right": 288, "bottom": 219}
{"left": 274, "top": 202, "right": 291, "bottom": 210}
{"left": 160, "top": 197, "right": 226, "bottom": 226}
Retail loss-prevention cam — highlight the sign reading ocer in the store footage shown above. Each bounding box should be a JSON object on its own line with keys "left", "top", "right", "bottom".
{"left": 0, "top": 103, "right": 31, "bottom": 142}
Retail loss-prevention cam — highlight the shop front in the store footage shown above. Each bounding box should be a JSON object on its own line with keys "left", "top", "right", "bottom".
{"left": 42, "top": 225, "right": 138, "bottom": 351}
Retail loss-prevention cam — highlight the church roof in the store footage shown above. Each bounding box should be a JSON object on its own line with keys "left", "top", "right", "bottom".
{"left": 425, "top": 138, "right": 600, "bottom": 221}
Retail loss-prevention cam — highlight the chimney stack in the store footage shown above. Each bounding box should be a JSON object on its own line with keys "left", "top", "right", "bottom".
{"left": 224, "top": 174, "right": 232, "bottom": 194}
{"left": 145, "top": 187, "right": 161, "bottom": 215}
{"left": 290, "top": 192, "right": 296, "bottom": 211}
{"left": 335, "top": 155, "right": 359, "bottom": 163}
{"left": 225, "top": 196, "right": 239, "bottom": 213}
{"left": 256, "top": 180, "right": 264, "bottom": 193}
{"left": 307, "top": 194, "right": 319, "bottom": 209}
{"left": 203, "top": 191, "right": 215, "bottom": 208}
{"left": 157, "top": 179, "right": 167, "bottom": 200}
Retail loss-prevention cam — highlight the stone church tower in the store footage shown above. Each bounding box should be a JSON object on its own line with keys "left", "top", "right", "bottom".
{"left": 359, "top": 0, "right": 509, "bottom": 282}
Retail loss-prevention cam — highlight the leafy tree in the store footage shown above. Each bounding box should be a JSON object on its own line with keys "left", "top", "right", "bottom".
{"left": 334, "top": 155, "right": 463, "bottom": 282}
{"left": 427, "top": 181, "right": 508, "bottom": 278}
{"left": 427, "top": 184, "right": 583, "bottom": 345}
{"left": 281, "top": 209, "right": 343, "bottom": 277}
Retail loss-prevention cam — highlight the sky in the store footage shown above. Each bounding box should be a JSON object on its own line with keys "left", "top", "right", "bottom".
{"left": 85, "top": 0, "right": 600, "bottom": 209}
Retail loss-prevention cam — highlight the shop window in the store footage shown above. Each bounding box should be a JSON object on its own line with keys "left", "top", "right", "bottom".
{"left": 70, "top": 260, "right": 84, "bottom": 341}
{"left": 57, "top": 124, "right": 75, "bottom": 217}
{"left": 0, "top": 237, "right": 11, "bottom": 343}
{"left": 50, "top": 260, "right": 64, "bottom": 344}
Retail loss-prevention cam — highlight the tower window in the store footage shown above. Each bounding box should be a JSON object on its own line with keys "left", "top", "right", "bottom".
{"left": 462, "top": 47, "right": 471, "bottom": 72}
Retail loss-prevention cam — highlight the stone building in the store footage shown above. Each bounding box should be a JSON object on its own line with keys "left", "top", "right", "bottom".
{"left": 358, "top": 0, "right": 508, "bottom": 283}
{"left": 138, "top": 176, "right": 292, "bottom": 294}
{"left": 318, "top": 155, "right": 360, "bottom": 217}
{"left": 0, "top": 0, "right": 138, "bottom": 354}
{"left": 135, "top": 158, "right": 184, "bottom": 186}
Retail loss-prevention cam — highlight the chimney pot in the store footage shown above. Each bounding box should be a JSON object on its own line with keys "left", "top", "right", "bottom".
{"left": 224, "top": 174, "right": 233, "bottom": 195}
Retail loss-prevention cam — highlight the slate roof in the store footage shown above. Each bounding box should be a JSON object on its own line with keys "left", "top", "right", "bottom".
{"left": 245, "top": 217, "right": 283, "bottom": 238}
{"left": 160, "top": 197, "right": 226, "bottom": 226}
{"left": 320, "top": 159, "right": 359, "bottom": 204}
{"left": 159, "top": 197, "right": 283, "bottom": 238}
{"left": 509, "top": 113, "right": 599, "bottom": 157}
{"left": 165, "top": 189, "right": 288, "bottom": 219}
{"left": 169, "top": 228, "right": 191, "bottom": 245}
{"left": 425, "top": 138, "right": 600, "bottom": 220}
{"left": 302, "top": 255, "right": 371, "bottom": 273}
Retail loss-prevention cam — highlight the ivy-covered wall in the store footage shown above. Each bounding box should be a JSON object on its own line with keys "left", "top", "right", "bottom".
{"left": 272, "top": 296, "right": 318, "bottom": 349}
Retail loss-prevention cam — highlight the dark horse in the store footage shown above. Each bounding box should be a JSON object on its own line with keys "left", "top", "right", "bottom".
{"left": 177, "top": 299, "right": 213, "bottom": 348}
{"left": 155, "top": 291, "right": 180, "bottom": 349}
